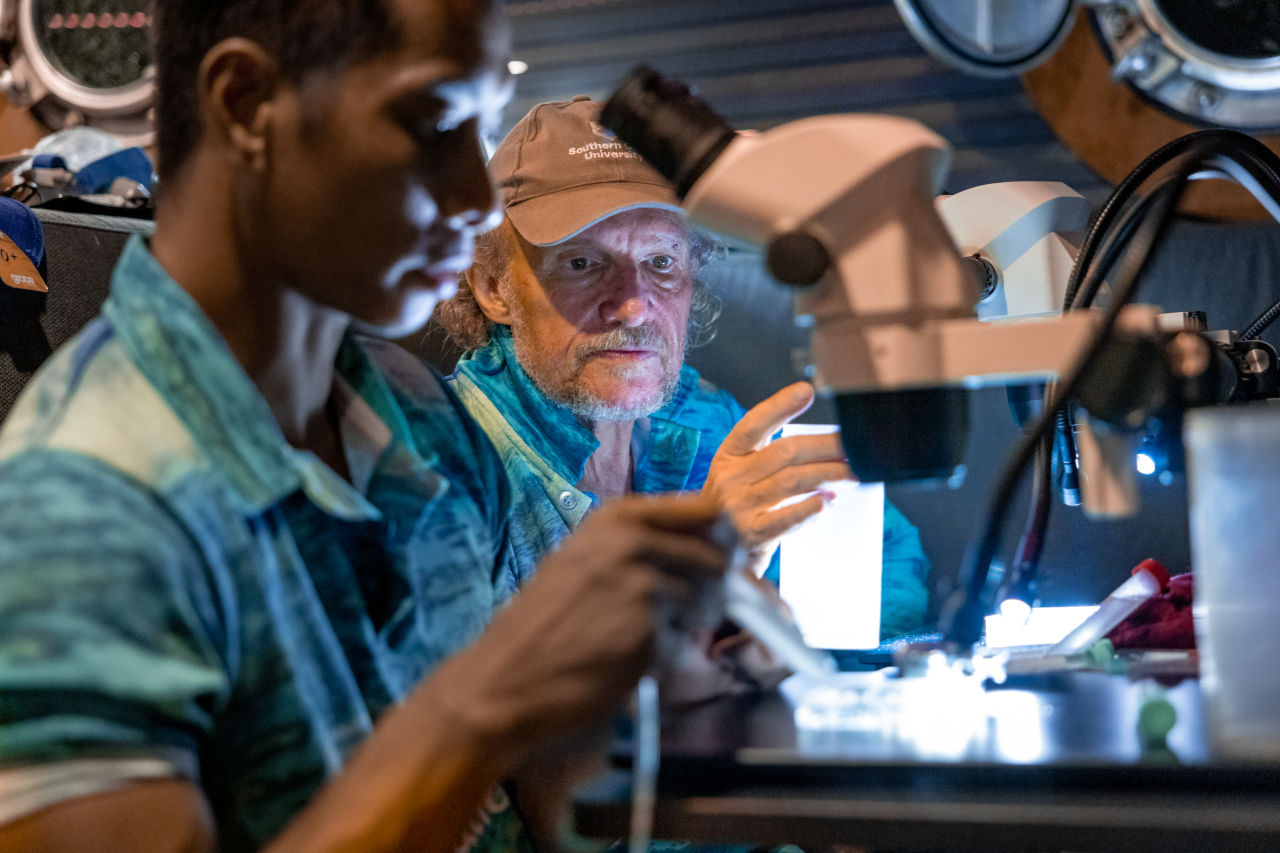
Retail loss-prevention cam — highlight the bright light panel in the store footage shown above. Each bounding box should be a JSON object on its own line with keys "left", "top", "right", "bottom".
{"left": 984, "top": 605, "right": 1099, "bottom": 648}
{"left": 776, "top": 424, "right": 883, "bottom": 650}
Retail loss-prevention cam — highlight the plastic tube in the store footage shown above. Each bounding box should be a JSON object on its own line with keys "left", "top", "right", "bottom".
{"left": 1048, "top": 560, "right": 1169, "bottom": 656}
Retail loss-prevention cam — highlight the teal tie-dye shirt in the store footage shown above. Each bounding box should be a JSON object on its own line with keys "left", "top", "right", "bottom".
{"left": 449, "top": 325, "right": 931, "bottom": 639}
{"left": 0, "top": 237, "right": 530, "bottom": 851}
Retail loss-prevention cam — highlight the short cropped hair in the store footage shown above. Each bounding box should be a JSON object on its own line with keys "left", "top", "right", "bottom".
{"left": 435, "top": 217, "right": 723, "bottom": 352}
{"left": 150, "top": 0, "right": 399, "bottom": 180}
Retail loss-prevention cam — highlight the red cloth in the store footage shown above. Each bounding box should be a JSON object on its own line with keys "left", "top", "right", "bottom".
{"left": 1106, "top": 562, "right": 1195, "bottom": 650}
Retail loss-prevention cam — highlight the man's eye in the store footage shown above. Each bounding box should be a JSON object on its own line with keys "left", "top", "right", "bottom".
{"left": 568, "top": 257, "right": 592, "bottom": 271}
{"left": 651, "top": 254, "right": 675, "bottom": 270}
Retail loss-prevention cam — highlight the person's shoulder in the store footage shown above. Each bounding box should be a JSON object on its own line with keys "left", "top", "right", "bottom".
{"left": 352, "top": 335, "right": 455, "bottom": 409}
{"left": 0, "top": 319, "right": 204, "bottom": 490}
{"left": 352, "top": 335, "right": 505, "bottom": 483}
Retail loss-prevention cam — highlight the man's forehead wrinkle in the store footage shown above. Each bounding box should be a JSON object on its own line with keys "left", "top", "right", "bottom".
{"left": 575, "top": 234, "right": 691, "bottom": 258}
{"left": 561, "top": 222, "right": 690, "bottom": 252}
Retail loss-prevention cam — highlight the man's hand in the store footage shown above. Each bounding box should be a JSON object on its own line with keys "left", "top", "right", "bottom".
{"left": 263, "top": 493, "right": 734, "bottom": 853}
{"left": 447, "top": 492, "right": 733, "bottom": 751}
{"left": 704, "top": 381, "right": 855, "bottom": 575}
{"left": 657, "top": 570, "right": 796, "bottom": 706}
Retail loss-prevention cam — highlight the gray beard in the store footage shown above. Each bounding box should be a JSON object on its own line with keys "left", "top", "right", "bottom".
{"left": 513, "top": 324, "right": 683, "bottom": 423}
{"left": 557, "top": 367, "right": 681, "bottom": 422}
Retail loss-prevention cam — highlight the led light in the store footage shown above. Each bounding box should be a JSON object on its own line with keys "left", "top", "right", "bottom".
{"left": 508, "top": 60, "right": 529, "bottom": 75}
{"left": 998, "top": 597, "right": 1032, "bottom": 625}
{"left": 1136, "top": 452, "right": 1157, "bottom": 475}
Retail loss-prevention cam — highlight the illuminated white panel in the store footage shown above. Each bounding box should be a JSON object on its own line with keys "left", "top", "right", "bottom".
{"left": 776, "top": 424, "right": 883, "bottom": 650}
{"left": 983, "top": 605, "right": 1099, "bottom": 648}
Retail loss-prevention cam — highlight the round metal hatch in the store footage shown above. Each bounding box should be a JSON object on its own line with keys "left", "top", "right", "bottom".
{"left": 1094, "top": 0, "right": 1280, "bottom": 131}
{"left": 0, "top": 0, "right": 154, "bottom": 145}
{"left": 893, "top": 0, "right": 1077, "bottom": 77}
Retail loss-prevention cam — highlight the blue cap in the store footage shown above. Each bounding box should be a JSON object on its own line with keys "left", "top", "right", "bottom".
{"left": 0, "top": 196, "right": 44, "bottom": 267}
{"left": 74, "top": 147, "right": 154, "bottom": 195}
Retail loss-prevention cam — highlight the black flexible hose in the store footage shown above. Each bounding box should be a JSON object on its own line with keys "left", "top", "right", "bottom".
{"left": 997, "top": 430, "right": 1053, "bottom": 609}
{"left": 1075, "top": 152, "right": 1280, "bottom": 312}
{"left": 944, "top": 129, "right": 1280, "bottom": 646}
{"left": 941, "top": 156, "right": 1204, "bottom": 647}
{"left": 1071, "top": 173, "right": 1181, "bottom": 309}
{"left": 1062, "top": 129, "right": 1280, "bottom": 312}
{"left": 1053, "top": 132, "right": 1280, "bottom": 522}
{"left": 1242, "top": 298, "right": 1280, "bottom": 340}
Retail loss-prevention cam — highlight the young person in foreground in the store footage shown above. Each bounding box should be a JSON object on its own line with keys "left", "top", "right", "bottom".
{"left": 0, "top": 1, "right": 732, "bottom": 851}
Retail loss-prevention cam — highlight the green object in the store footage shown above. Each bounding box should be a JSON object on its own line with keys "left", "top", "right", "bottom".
{"left": 1137, "top": 688, "right": 1178, "bottom": 757}
{"left": 1136, "top": 685, "right": 1179, "bottom": 764}
{"left": 1084, "top": 638, "right": 1114, "bottom": 668}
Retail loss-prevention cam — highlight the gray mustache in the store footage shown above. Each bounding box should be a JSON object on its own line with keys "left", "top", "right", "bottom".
{"left": 576, "top": 326, "right": 672, "bottom": 360}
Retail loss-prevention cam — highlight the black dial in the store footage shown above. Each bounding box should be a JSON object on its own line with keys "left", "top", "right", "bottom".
{"left": 32, "top": 1, "right": 151, "bottom": 91}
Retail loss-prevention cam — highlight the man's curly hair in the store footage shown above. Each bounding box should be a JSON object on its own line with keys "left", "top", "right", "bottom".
{"left": 435, "top": 217, "right": 723, "bottom": 353}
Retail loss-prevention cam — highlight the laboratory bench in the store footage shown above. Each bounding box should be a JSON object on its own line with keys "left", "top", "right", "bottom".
{"left": 572, "top": 670, "right": 1280, "bottom": 851}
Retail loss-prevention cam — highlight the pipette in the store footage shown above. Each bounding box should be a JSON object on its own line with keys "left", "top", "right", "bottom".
{"left": 724, "top": 569, "right": 838, "bottom": 682}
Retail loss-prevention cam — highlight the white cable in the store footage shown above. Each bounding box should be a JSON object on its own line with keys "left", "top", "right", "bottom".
{"left": 628, "top": 675, "right": 659, "bottom": 853}
{"left": 1206, "top": 156, "right": 1280, "bottom": 225}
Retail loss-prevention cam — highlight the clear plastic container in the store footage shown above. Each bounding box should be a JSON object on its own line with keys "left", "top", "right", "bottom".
{"left": 1185, "top": 403, "right": 1280, "bottom": 761}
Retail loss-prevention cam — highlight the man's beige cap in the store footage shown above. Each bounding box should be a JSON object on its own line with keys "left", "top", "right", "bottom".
{"left": 489, "top": 94, "right": 682, "bottom": 246}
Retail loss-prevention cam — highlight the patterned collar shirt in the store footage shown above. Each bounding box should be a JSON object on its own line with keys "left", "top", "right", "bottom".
{"left": 449, "top": 325, "right": 743, "bottom": 599}
{"left": 449, "top": 325, "right": 932, "bottom": 639}
{"left": 0, "top": 237, "right": 529, "bottom": 851}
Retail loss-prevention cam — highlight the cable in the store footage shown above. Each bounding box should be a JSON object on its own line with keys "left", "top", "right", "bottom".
{"left": 1054, "top": 134, "right": 1280, "bottom": 512}
{"left": 962, "top": 128, "right": 1280, "bottom": 642}
{"left": 1071, "top": 172, "right": 1183, "bottom": 309}
{"left": 1242, "top": 298, "right": 1280, "bottom": 340}
{"left": 1068, "top": 131, "right": 1280, "bottom": 307}
{"left": 1054, "top": 140, "right": 1228, "bottom": 503}
{"left": 1040, "top": 172, "right": 1186, "bottom": 596}
{"left": 997, "top": 429, "right": 1053, "bottom": 610}
{"left": 940, "top": 157, "right": 1200, "bottom": 647}
{"left": 628, "top": 675, "right": 659, "bottom": 853}
{"left": 1054, "top": 407, "right": 1080, "bottom": 505}
{"left": 1074, "top": 159, "right": 1280, "bottom": 311}
{"left": 1062, "top": 129, "right": 1280, "bottom": 312}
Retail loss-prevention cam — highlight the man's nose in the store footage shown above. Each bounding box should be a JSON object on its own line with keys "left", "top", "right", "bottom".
{"left": 602, "top": 266, "right": 652, "bottom": 327}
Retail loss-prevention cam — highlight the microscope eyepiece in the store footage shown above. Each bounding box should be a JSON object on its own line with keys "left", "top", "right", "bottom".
{"left": 600, "top": 65, "right": 738, "bottom": 199}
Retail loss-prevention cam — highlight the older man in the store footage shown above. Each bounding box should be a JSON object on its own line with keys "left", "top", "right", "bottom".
{"left": 436, "top": 96, "right": 931, "bottom": 644}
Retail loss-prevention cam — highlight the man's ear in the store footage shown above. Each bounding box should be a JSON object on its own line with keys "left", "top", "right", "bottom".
{"left": 468, "top": 265, "right": 514, "bottom": 325}
{"left": 197, "top": 38, "right": 280, "bottom": 171}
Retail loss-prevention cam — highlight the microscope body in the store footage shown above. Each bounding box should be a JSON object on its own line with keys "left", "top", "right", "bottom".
{"left": 683, "top": 114, "right": 974, "bottom": 393}
{"left": 678, "top": 117, "right": 1155, "bottom": 495}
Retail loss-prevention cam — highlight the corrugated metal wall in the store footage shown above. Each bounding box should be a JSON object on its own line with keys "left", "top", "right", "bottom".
{"left": 502, "top": 0, "right": 1110, "bottom": 203}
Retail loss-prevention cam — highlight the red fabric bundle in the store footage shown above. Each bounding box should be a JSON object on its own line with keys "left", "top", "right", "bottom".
{"left": 1106, "top": 560, "right": 1195, "bottom": 650}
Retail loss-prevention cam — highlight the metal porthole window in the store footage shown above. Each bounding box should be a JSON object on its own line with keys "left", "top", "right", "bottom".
{"left": 0, "top": 0, "right": 153, "bottom": 145}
